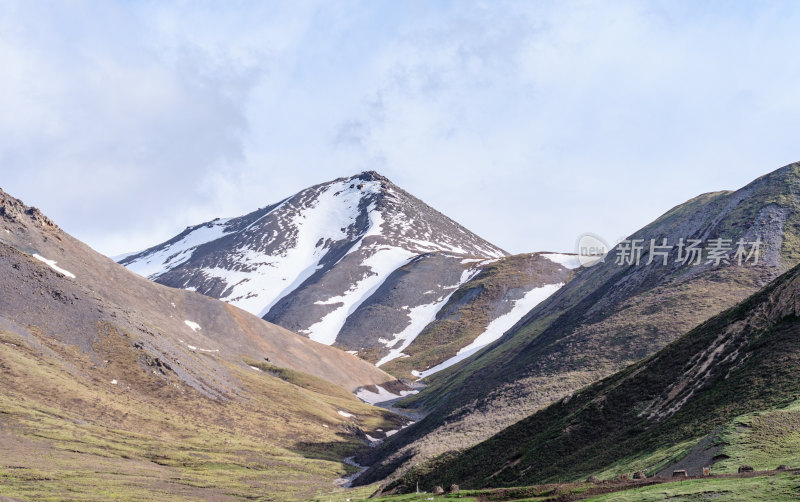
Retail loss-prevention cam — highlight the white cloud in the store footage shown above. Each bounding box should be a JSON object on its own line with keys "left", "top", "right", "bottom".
{"left": 1, "top": 1, "right": 799, "bottom": 256}
{"left": 0, "top": 1, "right": 265, "bottom": 253}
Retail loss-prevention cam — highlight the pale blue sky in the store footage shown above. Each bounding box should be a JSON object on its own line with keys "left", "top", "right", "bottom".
{"left": 1, "top": 1, "right": 799, "bottom": 256}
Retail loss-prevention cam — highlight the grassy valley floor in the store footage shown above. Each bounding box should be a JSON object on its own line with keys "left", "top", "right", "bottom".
{"left": 0, "top": 327, "right": 405, "bottom": 501}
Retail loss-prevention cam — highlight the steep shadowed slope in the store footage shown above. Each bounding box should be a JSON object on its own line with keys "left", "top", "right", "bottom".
{"left": 356, "top": 161, "right": 800, "bottom": 485}
{"left": 388, "top": 257, "right": 800, "bottom": 492}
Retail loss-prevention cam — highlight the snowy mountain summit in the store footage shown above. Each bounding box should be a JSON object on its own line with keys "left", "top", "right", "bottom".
{"left": 120, "top": 172, "right": 517, "bottom": 364}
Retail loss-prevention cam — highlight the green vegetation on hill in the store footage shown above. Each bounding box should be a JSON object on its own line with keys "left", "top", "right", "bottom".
{"left": 0, "top": 325, "right": 404, "bottom": 501}
{"left": 0, "top": 187, "right": 412, "bottom": 500}
{"left": 585, "top": 474, "right": 800, "bottom": 502}
{"left": 714, "top": 400, "right": 800, "bottom": 473}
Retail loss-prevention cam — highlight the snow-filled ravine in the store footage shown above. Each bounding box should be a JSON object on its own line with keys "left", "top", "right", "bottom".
{"left": 356, "top": 384, "right": 419, "bottom": 405}
{"left": 414, "top": 282, "right": 564, "bottom": 378}
{"left": 375, "top": 268, "right": 479, "bottom": 367}
{"left": 203, "top": 180, "right": 387, "bottom": 319}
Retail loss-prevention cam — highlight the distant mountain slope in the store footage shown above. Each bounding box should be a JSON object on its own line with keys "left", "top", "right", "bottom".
{"left": 389, "top": 256, "right": 800, "bottom": 492}
{"left": 357, "top": 162, "right": 800, "bottom": 484}
{"left": 120, "top": 172, "right": 572, "bottom": 375}
{"left": 0, "top": 187, "right": 412, "bottom": 499}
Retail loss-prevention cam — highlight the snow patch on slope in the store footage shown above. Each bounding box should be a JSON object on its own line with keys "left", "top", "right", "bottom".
{"left": 541, "top": 253, "right": 581, "bottom": 270}
{"left": 32, "top": 254, "right": 76, "bottom": 278}
{"left": 200, "top": 180, "right": 384, "bottom": 317}
{"left": 184, "top": 320, "right": 201, "bottom": 332}
{"left": 302, "top": 245, "right": 416, "bottom": 345}
{"left": 417, "top": 282, "right": 564, "bottom": 378}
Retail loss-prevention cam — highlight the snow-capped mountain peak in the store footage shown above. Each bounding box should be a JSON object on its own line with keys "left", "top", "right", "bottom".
{"left": 120, "top": 172, "right": 508, "bottom": 353}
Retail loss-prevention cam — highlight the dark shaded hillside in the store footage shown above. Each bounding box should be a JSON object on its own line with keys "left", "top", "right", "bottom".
{"left": 357, "top": 162, "right": 800, "bottom": 484}
{"left": 389, "top": 258, "right": 800, "bottom": 492}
